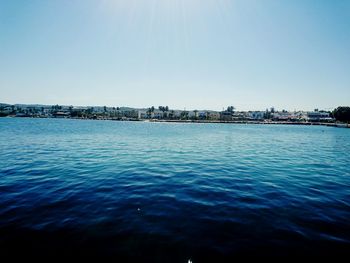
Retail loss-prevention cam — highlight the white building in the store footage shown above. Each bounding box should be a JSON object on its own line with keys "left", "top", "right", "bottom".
{"left": 307, "top": 111, "right": 332, "bottom": 122}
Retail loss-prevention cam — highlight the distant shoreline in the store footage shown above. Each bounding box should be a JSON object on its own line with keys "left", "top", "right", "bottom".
{"left": 2, "top": 116, "right": 349, "bottom": 128}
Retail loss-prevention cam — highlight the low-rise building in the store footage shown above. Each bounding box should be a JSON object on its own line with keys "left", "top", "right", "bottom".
{"left": 272, "top": 111, "right": 293, "bottom": 121}
{"left": 220, "top": 111, "right": 233, "bottom": 121}
{"left": 307, "top": 111, "right": 333, "bottom": 122}
{"left": 209, "top": 112, "right": 220, "bottom": 120}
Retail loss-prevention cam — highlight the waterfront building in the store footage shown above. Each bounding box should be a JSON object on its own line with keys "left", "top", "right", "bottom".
{"left": 307, "top": 111, "right": 333, "bottom": 122}
{"left": 220, "top": 111, "right": 233, "bottom": 121}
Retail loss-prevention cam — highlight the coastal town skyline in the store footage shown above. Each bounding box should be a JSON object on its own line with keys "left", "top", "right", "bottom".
{"left": 0, "top": 99, "right": 341, "bottom": 112}
{"left": 0, "top": 101, "right": 339, "bottom": 122}
{"left": 2, "top": 101, "right": 349, "bottom": 127}
{"left": 1, "top": 0, "right": 350, "bottom": 111}
{"left": 0, "top": 101, "right": 337, "bottom": 113}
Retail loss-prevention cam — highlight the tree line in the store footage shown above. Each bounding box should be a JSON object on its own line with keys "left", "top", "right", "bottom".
{"left": 333, "top": 107, "right": 350, "bottom": 123}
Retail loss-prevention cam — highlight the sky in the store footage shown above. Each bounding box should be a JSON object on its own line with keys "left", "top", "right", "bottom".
{"left": 0, "top": 0, "right": 349, "bottom": 111}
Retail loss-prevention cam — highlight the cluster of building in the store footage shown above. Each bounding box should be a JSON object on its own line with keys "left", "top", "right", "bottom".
{"left": 0, "top": 103, "right": 334, "bottom": 123}
{"left": 138, "top": 108, "right": 333, "bottom": 122}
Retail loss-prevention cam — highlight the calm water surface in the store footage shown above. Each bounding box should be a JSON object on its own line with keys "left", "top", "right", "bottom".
{"left": 0, "top": 118, "right": 350, "bottom": 260}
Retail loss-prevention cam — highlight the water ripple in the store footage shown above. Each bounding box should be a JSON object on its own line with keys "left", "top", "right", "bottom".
{"left": 0, "top": 118, "right": 350, "bottom": 259}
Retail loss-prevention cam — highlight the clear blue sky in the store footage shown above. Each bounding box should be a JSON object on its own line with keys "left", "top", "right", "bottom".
{"left": 1, "top": 0, "right": 349, "bottom": 111}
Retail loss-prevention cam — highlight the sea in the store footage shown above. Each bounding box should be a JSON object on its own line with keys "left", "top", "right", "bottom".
{"left": 0, "top": 118, "right": 349, "bottom": 260}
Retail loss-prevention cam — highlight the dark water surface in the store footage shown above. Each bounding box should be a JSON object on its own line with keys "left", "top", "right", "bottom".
{"left": 1, "top": 118, "right": 350, "bottom": 260}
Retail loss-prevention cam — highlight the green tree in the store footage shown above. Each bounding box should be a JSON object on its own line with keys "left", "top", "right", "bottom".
{"left": 264, "top": 108, "right": 272, "bottom": 119}
{"left": 159, "top": 106, "right": 169, "bottom": 119}
{"left": 227, "top": 106, "right": 235, "bottom": 113}
{"left": 147, "top": 106, "right": 155, "bottom": 118}
{"left": 181, "top": 111, "right": 189, "bottom": 120}
{"left": 86, "top": 107, "right": 94, "bottom": 115}
{"left": 333, "top": 107, "right": 350, "bottom": 123}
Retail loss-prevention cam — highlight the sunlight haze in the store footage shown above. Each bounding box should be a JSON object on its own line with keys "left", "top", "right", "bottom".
{"left": 1, "top": 0, "right": 349, "bottom": 111}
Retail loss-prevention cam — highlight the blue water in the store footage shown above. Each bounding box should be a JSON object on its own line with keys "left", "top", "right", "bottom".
{"left": 1, "top": 118, "right": 350, "bottom": 260}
